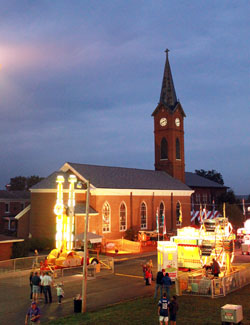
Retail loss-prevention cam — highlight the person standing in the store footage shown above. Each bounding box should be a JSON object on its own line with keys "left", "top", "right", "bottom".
{"left": 154, "top": 269, "right": 164, "bottom": 299}
{"left": 55, "top": 283, "right": 64, "bottom": 304}
{"left": 41, "top": 272, "right": 53, "bottom": 303}
{"left": 29, "top": 272, "right": 34, "bottom": 300}
{"left": 39, "top": 272, "right": 44, "bottom": 299}
{"left": 158, "top": 292, "right": 169, "bottom": 325}
{"left": 31, "top": 272, "right": 41, "bottom": 303}
{"left": 211, "top": 258, "right": 220, "bottom": 277}
{"left": 169, "top": 295, "right": 179, "bottom": 325}
{"left": 25, "top": 301, "right": 41, "bottom": 324}
{"left": 162, "top": 272, "right": 172, "bottom": 300}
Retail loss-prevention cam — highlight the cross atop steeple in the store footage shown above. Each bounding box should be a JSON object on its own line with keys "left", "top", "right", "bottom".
{"left": 159, "top": 49, "right": 177, "bottom": 109}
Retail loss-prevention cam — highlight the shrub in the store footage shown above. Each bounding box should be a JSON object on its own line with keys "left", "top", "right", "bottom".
{"left": 29, "top": 237, "right": 55, "bottom": 252}
{"left": 124, "top": 226, "right": 139, "bottom": 241}
{"left": 11, "top": 239, "right": 30, "bottom": 258}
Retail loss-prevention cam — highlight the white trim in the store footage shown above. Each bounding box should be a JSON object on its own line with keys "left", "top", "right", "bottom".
{"left": 60, "top": 163, "right": 97, "bottom": 190}
{"left": 91, "top": 189, "right": 193, "bottom": 196}
{"left": 0, "top": 239, "right": 24, "bottom": 244}
{"left": 15, "top": 205, "right": 31, "bottom": 220}
{"left": 119, "top": 201, "right": 127, "bottom": 232}
{"left": 140, "top": 201, "right": 147, "bottom": 230}
{"left": 102, "top": 201, "right": 111, "bottom": 233}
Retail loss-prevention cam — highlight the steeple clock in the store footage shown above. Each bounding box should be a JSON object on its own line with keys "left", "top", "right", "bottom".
{"left": 152, "top": 49, "right": 186, "bottom": 183}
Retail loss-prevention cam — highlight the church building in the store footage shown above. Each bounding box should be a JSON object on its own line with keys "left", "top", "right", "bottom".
{"left": 17, "top": 50, "right": 195, "bottom": 241}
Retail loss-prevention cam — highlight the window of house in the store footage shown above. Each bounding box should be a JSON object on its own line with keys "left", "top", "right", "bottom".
{"left": 176, "top": 138, "right": 180, "bottom": 159}
{"left": 140, "top": 202, "right": 147, "bottom": 229}
{"left": 5, "top": 203, "right": 10, "bottom": 213}
{"left": 102, "top": 202, "right": 111, "bottom": 233}
{"left": 196, "top": 194, "right": 200, "bottom": 204}
{"left": 203, "top": 193, "right": 207, "bottom": 204}
{"left": 119, "top": 202, "right": 127, "bottom": 231}
{"left": 159, "top": 202, "right": 165, "bottom": 227}
{"left": 161, "top": 138, "right": 168, "bottom": 159}
{"left": 21, "top": 203, "right": 25, "bottom": 210}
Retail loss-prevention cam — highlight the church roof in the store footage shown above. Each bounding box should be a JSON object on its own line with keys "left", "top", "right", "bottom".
{"left": 31, "top": 163, "right": 192, "bottom": 191}
{"left": 185, "top": 172, "right": 227, "bottom": 189}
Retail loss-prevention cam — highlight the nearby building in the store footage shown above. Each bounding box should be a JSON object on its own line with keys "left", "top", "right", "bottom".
{"left": 16, "top": 50, "right": 229, "bottom": 244}
{"left": 0, "top": 190, "right": 30, "bottom": 236}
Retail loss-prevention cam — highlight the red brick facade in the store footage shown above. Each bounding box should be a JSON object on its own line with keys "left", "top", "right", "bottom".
{"left": 29, "top": 189, "right": 191, "bottom": 243}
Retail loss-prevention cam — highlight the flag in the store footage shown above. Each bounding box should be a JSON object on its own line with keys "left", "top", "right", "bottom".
{"left": 179, "top": 207, "right": 182, "bottom": 224}
{"left": 203, "top": 206, "right": 207, "bottom": 219}
{"left": 156, "top": 208, "right": 159, "bottom": 233}
{"left": 243, "top": 199, "right": 246, "bottom": 216}
{"left": 199, "top": 204, "right": 203, "bottom": 223}
{"left": 163, "top": 214, "right": 166, "bottom": 235}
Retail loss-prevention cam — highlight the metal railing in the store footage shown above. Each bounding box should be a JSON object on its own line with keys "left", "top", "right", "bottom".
{"left": 0, "top": 255, "right": 47, "bottom": 274}
{"left": 176, "top": 265, "right": 250, "bottom": 298}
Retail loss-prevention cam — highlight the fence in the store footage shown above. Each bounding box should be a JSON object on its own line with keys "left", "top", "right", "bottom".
{"left": 176, "top": 265, "right": 250, "bottom": 298}
{"left": 103, "top": 238, "right": 141, "bottom": 253}
{"left": 0, "top": 255, "right": 47, "bottom": 274}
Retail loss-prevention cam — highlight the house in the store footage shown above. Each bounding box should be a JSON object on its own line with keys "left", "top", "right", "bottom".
{"left": 0, "top": 190, "right": 30, "bottom": 236}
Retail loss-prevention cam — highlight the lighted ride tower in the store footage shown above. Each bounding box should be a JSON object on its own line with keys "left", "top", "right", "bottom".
{"left": 54, "top": 174, "right": 77, "bottom": 251}
{"left": 199, "top": 215, "right": 235, "bottom": 275}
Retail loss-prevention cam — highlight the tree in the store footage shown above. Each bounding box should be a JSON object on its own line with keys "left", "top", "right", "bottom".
{"left": 195, "top": 169, "right": 224, "bottom": 185}
{"left": 217, "top": 189, "right": 237, "bottom": 204}
{"left": 9, "top": 175, "right": 44, "bottom": 191}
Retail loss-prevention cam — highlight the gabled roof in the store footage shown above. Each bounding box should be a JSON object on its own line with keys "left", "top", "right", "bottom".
{"left": 0, "top": 190, "right": 30, "bottom": 200}
{"left": 185, "top": 172, "right": 227, "bottom": 189}
{"left": 32, "top": 163, "right": 192, "bottom": 192}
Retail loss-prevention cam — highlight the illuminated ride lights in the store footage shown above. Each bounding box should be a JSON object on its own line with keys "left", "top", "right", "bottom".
{"left": 199, "top": 217, "right": 235, "bottom": 275}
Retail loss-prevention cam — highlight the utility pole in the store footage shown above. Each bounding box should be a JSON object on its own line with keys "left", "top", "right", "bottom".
{"left": 82, "top": 180, "right": 90, "bottom": 313}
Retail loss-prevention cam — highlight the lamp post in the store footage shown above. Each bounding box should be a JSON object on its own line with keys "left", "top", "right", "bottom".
{"left": 81, "top": 179, "right": 90, "bottom": 313}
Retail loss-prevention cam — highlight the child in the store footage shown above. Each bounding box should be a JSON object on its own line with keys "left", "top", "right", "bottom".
{"left": 56, "top": 283, "right": 64, "bottom": 304}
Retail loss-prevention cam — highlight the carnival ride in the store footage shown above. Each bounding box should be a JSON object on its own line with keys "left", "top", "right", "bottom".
{"left": 159, "top": 210, "right": 236, "bottom": 276}
{"left": 40, "top": 174, "right": 99, "bottom": 271}
{"left": 199, "top": 217, "right": 235, "bottom": 275}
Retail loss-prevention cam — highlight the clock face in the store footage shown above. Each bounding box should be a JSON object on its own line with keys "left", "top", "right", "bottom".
{"left": 175, "top": 118, "right": 180, "bottom": 127}
{"left": 160, "top": 117, "right": 167, "bottom": 127}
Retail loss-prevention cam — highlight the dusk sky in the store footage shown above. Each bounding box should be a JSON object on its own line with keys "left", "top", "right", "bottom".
{"left": 1, "top": 1, "right": 249, "bottom": 194}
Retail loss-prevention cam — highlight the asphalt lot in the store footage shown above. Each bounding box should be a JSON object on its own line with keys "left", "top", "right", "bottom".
{"left": 0, "top": 249, "right": 249, "bottom": 325}
{"left": 0, "top": 253, "right": 157, "bottom": 325}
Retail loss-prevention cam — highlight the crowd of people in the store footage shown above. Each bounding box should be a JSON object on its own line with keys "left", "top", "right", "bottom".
{"left": 142, "top": 260, "right": 179, "bottom": 324}
{"left": 26, "top": 270, "right": 65, "bottom": 323}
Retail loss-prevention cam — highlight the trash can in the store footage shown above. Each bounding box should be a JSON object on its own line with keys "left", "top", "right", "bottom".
{"left": 221, "top": 304, "right": 243, "bottom": 324}
{"left": 74, "top": 298, "right": 82, "bottom": 313}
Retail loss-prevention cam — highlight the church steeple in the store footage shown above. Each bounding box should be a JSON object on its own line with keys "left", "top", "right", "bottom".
{"left": 152, "top": 49, "right": 186, "bottom": 183}
{"left": 159, "top": 49, "right": 177, "bottom": 109}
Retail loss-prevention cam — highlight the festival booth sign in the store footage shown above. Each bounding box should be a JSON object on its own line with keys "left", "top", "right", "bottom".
{"left": 171, "top": 227, "right": 201, "bottom": 270}
{"left": 157, "top": 241, "right": 178, "bottom": 280}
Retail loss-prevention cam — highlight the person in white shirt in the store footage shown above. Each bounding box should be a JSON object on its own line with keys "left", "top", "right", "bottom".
{"left": 41, "top": 272, "right": 53, "bottom": 303}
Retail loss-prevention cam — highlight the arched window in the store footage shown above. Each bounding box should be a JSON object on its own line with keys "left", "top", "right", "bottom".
{"left": 161, "top": 138, "right": 168, "bottom": 159}
{"left": 102, "top": 202, "right": 111, "bottom": 233}
{"left": 159, "top": 202, "right": 165, "bottom": 227}
{"left": 140, "top": 202, "right": 147, "bottom": 229}
{"left": 176, "top": 201, "right": 182, "bottom": 226}
{"left": 119, "top": 202, "right": 127, "bottom": 231}
{"left": 176, "top": 138, "right": 180, "bottom": 160}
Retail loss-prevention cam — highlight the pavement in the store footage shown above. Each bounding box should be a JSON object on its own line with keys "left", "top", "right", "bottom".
{"left": 1, "top": 248, "right": 249, "bottom": 325}
{"left": 0, "top": 251, "right": 157, "bottom": 325}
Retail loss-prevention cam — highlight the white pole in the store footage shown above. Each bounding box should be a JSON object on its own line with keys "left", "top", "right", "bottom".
{"left": 82, "top": 180, "right": 90, "bottom": 313}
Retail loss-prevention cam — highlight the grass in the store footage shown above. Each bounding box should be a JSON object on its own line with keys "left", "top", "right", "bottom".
{"left": 46, "top": 285, "right": 250, "bottom": 325}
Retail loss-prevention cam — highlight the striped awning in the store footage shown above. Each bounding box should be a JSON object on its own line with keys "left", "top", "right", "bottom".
{"left": 191, "top": 210, "right": 222, "bottom": 223}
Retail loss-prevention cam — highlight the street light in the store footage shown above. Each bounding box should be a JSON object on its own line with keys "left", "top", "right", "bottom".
{"left": 81, "top": 179, "right": 90, "bottom": 313}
